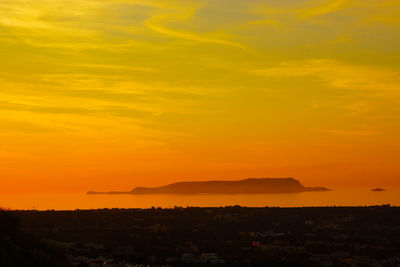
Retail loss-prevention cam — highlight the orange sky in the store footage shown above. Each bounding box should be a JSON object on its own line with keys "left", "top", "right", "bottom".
{"left": 1, "top": 0, "right": 400, "bottom": 193}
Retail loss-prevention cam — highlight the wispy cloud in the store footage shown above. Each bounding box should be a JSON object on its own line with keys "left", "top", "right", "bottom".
{"left": 64, "top": 63, "right": 158, "bottom": 73}
{"left": 299, "top": 0, "right": 351, "bottom": 18}
{"left": 251, "top": 0, "right": 400, "bottom": 25}
{"left": 144, "top": 2, "right": 246, "bottom": 49}
{"left": 0, "top": 70, "right": 215, "bottom": 138}
{"left": 0, "top": 0, "right": 246, "bottom": 51}
{"left": 253, "top": 59, "right": 400, "bottom": 94}
{"left": 252, "top": 59, "right": 400, "bottom": 117}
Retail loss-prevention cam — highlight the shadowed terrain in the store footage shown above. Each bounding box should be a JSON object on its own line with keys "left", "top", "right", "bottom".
{"left": 1, "top": 206, "right": 398, "bottom": 266}
{"left": 0, "top": 209, "right": 70, "bottom": 267}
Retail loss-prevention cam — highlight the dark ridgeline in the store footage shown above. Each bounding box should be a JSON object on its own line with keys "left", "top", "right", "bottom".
{"left": 87, "top": 177, "right": 330, "bottom": 195}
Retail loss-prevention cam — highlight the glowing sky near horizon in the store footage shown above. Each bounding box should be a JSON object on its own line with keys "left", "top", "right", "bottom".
{"left": 1, "top": 0, "right": 400, "bottom": 193}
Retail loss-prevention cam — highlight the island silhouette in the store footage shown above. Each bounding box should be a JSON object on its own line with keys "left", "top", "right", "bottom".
{"left": 87, "top": 177, "right": 330, "bottom": 195}
{"left": 372, "top": 188, "right": 386, "bottom": 192}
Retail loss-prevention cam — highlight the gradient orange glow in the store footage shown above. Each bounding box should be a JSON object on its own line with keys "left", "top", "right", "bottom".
{"left": 1, "top": 0, "right": 400, "bottom": 194}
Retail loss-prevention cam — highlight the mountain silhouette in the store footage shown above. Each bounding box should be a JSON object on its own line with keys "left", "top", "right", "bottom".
{"left": 87, "top": 177, "right": 330, "bottom": 195}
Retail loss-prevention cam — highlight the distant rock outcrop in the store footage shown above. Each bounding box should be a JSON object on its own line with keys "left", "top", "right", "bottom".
{"left": 372, "top": 188, "right": 385, "bottom": 192}
{"left": 87, "top": 178, "right": 330, "bottom": 195}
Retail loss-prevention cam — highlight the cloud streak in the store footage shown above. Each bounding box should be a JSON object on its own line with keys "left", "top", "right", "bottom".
{"left": 253, "top": 59, "right": 400, "bottom": 94}
{"left": 252, "top": 0, "right": 400, "bottom": 26}
{"left": 252, "top": 59, "right": 400, "bottom": 118}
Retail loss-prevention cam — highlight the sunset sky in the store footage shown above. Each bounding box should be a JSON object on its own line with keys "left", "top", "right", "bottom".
{"left": 1, "top": 0, "right": 400, "bottom": 193}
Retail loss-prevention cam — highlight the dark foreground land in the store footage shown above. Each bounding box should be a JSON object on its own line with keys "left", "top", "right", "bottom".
{"left": 1, "top": 206, "right": 400, "bottom": 267}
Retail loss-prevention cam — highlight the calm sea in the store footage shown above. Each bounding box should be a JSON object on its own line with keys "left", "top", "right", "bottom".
{"left": 1, "top": 188, "right": 399, "bottom": 210}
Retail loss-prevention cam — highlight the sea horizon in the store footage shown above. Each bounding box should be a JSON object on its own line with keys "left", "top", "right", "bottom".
{"left": 2, "top": 187, "right": 399, "bottom": 211}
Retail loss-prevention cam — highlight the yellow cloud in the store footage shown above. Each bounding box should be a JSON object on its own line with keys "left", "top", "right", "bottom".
{"left": 64, "top": 63, "right": 158, "bottom": 73}
{"left": 253, "top": 59, "right": 400, "bottom": 94}
{"left": 299, "top": 0, "right": 351, "bottom": 18}
{"left": 0, "top": 0, "right": 246, "bottom": 50}
{"left": 253, "top": 59, "right": 400, "bottom": 117}
{"left": 252, "top": 0, "right": 400, "bottom": 26}
{"left": 144, "top": 3, "right": 246, "bottom": 49}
